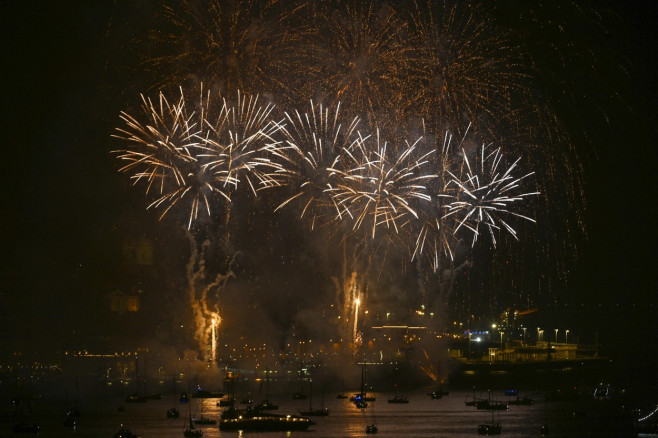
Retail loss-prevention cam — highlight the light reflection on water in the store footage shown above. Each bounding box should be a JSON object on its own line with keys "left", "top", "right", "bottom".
{"left": 0, "top": 389, "right": 637, "bottom": 437}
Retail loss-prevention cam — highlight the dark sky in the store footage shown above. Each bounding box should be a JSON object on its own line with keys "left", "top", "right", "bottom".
{"left": 0, "top": 1, "right": 655, "bottom": 360}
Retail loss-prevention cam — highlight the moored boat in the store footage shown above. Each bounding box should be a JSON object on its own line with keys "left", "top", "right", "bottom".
{"left": 219, "top": 406, "right": 314, "bottom": 431}
{"left": 388, "top": 395, "right": 409, "bottom": 404}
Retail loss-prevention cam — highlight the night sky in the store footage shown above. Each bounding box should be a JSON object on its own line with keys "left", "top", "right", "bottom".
{"left": 1, "top": 0, "right": 655, "bottom": 369}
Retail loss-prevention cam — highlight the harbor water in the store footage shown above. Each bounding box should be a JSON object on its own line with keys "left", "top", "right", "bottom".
{"left": 0, "top": 389, "right": 638, "bottom": 437}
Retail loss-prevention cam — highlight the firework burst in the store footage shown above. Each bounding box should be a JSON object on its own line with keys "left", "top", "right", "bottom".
{"left": 442, "top": 142, "right": 539, "bottom": 248}
{"left": 329, "top": 129, "right": 435, "bottom": 239}
{"left": 305, "top": 1, "right": 414, "bottom": 125}
{"left": 402, "top": 1, "right": 533, "bottom": 139}
{"left": 411, "top": 128, "right": 464, "bottom": 272}
{"left": 138, "top": 0, "right": 313, "bottom": 102}
{"left": 112, "top": 85, "right": 280, "bottom": 229}
{"left": 265, "top": 101, "right": 361, "bottom": 230}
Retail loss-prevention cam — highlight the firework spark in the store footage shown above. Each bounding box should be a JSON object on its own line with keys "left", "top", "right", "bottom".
{"left": 403, "top": 1, "right": 532, "bottom": 138}
{"left": 304, "top": 1, "right": 415, "bottom": 125}
{"left": 265, "top": 101, "right": 361, "bottom": 230}
{"left": 112, "top": 85, "right": 280, "bottom": 229}
{"left": 442, "top": 143, "right": 539, "bottom": 247}
{"left": 139, "top": 0, "right": 314, "bottom": 103}
{"left": 329, "top": 129, "right": 435, "bottom": 239}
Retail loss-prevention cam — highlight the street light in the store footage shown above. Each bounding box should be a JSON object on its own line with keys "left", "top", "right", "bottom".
{"left": 522, "top": 327, "right": 527, "bottom": 344}
{"left": 555, "top": 329, "right": 559, "bottom": 343}
{"left": 565, "top": 330, "right": 569, "bottom": 344}
{"left": 539, "top": 330, "right": 544, "bottom": 342}
{"left": 500, "top": 332, "right": 504, "bottom": 349}
{"left": 537, "top": 327, "right": 541, "bottom": 343}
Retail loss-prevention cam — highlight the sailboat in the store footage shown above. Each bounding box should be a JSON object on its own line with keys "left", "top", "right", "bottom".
{"left": 125, "top": 358, "right": 148, "bottom": 403}
{"left": 465, "top": 386, "right": 485, "bottom": 406}
{"left": 192, "top": 400, "right": 216, "bottom": 425}
{"left": 255, "top": 366, "right": 278, "bottom": 410}
{"left": 351, "top": 363, "right": 375, "bottom": 409}
{"left": 218, "top": 372, "right": 236, "bottom": 407}
{"left": 300, "top": 378, "right": 329, "bottom": 416}
{"left": 477, "top": 391, "right": 502, "bottom": 435}
{"left": 365, "top": 399, "right": 377, "bottom": 434}
{"left": 167, "top": 376, "right": 180, "bottom": 418}
{"left": 183, "top": 399, "right": 203, "bottom": 437}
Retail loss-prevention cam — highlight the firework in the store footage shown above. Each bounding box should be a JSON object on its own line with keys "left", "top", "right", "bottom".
{"left": 328, "top": 129, "right": 435, "bottom": 239}
{"left": 304, "top": 1, "right": 415, "bottom": 125}
{"left": 353, "top": 297, "right": 360, "bottom": 343}
{"left": 112, "top": 85, "right": 280, "bottom": 229}
{"left": 402, "top": 1, "right": 532, "bottom": 139}
{"left": 410, "top": 125, "right": 474, "bottom": 273}
{"left": 442, "top": 142, "right": 539, "bottom": 248}
{"left": 265, "top": 101, "right": 361, "bottom": 230}
{"left": 139, "top": 0, "right": 313, "bottom": 103}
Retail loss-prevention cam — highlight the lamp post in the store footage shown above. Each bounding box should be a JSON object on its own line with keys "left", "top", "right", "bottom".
{"left": 555, "top": 329, "right": 559, "bottom": 343}
{"left": 522, "top": 327, "right": 527, "bottom": 344}
{"left": 500, "top": 332, "right": 504, "bottom": 349}
{"left": 565, "top": 330, "right": 569, "bottom": 344}
{"left": 537, "top": 327, "right": 541, "bottom": 343}
{"left": 539, "top": 330, "right": 544, "bottom": 342}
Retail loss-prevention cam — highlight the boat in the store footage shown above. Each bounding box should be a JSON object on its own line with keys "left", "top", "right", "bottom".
{"left": 299, "top": 378, "right": 329, "bottom": 416}
{"left": 12, "top": 422, "right": 40, "bottom": 433}
{"left": 125, "top": 392, "right": 148, "bottom": 403}
{"left": 192, "top": 416, "right": 216, "bottom": 425}
{"left": 477, "top": 392, "right": 502, "bottom": 435}
{"left": 167, "top": 407, "right": 180, "bottom": 418}
{"left": 387, "top": 395, "right": 409, "bottom": 404}
{"left": 114, "top": 424, "right": 140, "bottom": 438}
{"left": 476, "top": 399, "right": 508, "bottom": 410}
{"left": 366, "top": 424, "right": 378, "bottom": 434}
{"left": 219, "top": 373, "right": 236, "bottom": 407}
{"left": 465, "top": 387, "right": 485, "bottom": 406}
{"left": 11, "top": 397, "right": 40, "bottom": 434}
{"left": 191, "top": 388, "right": 224, "bottom": 399}
{"left": 218, "top": 397, "right": 235, "bottom": 407}
{"left": 478, "top": 423, "right": 501, "bottom": 435}
{"left": 428, "top": 386, "right": 449, "bottom": 399}
{"left": 365, "top": 398, "right": 378, "bottom": 434}
{"left": 256, "top": 366, "right": 278, "bottom": 410}
{"left": 192, "top": 399, "right": 216, "bottom": 425}
{"left": 184, "top": 402, "right": 203, "bottom": 437}
{"left": 125, "top": 358, "right": 148, "bottom": 403}
{"left": 179, "top": 393, "right": 189, "bottom": 404}
{"left": 508, "top": 396, "right": 534, "bottom": 405}
{"left": 352, "top": 363, "right": 375, "bottom": 408}
{"left": 219, "top": 406, "right": 315, "bottom": 431}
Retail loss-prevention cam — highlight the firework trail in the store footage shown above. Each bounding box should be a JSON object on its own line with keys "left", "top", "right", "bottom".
{"left": 112, "top": 85, "right": 280, "bottom": 229}
{"left": 185, "top": 231, "right": 237, "bottom": 362}
{"left": 265, "top": 101, "right": 361, "bottom": 230}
